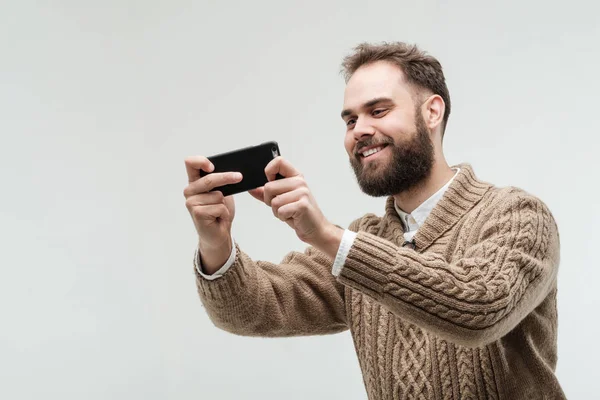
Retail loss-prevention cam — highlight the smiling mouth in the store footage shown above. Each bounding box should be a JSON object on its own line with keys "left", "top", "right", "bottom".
{"left": 359, "top": 144, "right": 389, "bottom": 159}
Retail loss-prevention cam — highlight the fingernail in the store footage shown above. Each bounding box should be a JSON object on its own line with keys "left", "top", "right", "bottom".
{"left": 209, "top": 163, "right": 215, "bottom": 172}
{"left": 234, "top": 172, "right": 242, "bottom": 179}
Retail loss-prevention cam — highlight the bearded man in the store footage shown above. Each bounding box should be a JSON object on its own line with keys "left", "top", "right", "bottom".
{"left": 183, "top": 42, "right": 565, "bottom": 399}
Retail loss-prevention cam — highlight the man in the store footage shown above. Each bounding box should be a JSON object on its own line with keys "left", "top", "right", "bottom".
{"left": 183, "top": 42, "right": 565, "bottom": 399}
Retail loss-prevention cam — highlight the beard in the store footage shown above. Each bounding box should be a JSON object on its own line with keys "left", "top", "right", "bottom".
{"left": 349, "top": 111, "right": 435, "bottom": 197}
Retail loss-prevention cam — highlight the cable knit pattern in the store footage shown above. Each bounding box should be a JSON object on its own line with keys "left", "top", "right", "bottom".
{"left": 195, "top": 163, "right": 565, "bottom": 399}
{"left": 456, "top": 346, "right": 477, "bottom": 398}
{"left": 435, "top": 338, "right": 453, "bottom": 399}
{"left": 479, "top": 346, "right": 499, "bottom": 400}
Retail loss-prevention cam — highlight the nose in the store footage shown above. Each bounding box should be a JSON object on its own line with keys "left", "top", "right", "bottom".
{"left": 352, "top": 117, "right": 376, "bottom": 142}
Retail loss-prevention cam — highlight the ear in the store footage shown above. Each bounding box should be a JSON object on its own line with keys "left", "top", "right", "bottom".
{"left": 422, "top": 94, "right": 445, "bottom": 131}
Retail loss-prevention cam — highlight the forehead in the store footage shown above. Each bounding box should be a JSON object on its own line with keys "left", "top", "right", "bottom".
{"left": 343, "top": 61, "right": 413, "bottom": 110}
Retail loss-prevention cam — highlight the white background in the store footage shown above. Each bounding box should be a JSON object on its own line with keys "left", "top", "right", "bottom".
{"left": 1, "top": 1, "right": 599, "bottom": 399}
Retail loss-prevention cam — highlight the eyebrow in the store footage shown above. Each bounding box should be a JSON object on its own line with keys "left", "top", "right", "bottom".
{"left": 340, "top": 97, "right": 394, "bottom": 119}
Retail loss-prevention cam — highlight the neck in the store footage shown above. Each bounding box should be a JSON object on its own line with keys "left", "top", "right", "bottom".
{"left": 393, "top": 157, "right": 455, "bottom": 214}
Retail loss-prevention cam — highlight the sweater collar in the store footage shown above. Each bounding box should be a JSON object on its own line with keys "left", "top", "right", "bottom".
{"left": 394, "top": 168, "right": 460, "bottom": 232}
{"left": 383, "top": 163, "right": 493, "bottom": 250}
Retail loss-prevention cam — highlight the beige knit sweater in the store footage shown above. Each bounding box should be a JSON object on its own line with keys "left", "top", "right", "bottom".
{"left": 195, "top": 164, "right": 565, "bottom": 400}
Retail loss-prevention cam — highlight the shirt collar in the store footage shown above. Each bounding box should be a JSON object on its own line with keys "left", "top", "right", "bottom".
{"left": 394, "top": 168, "right": 460, "bottom": 232}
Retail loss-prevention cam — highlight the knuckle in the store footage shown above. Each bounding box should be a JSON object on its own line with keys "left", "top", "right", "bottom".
{"left": 218, "top": 204, "right": 228, "bottom": 217}
{"left": 185, "top": 155, "right": 206, "bottom": 167}
{"left": 193, "top": 208, "right": 204, "bottom": 218}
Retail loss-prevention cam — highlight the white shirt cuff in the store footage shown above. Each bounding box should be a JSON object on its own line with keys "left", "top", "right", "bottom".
{"left": 331, "top": 229, "right": 357, "bottom": 277}
{"left": 194, "top": 235, "right": 236, "bottom": 280}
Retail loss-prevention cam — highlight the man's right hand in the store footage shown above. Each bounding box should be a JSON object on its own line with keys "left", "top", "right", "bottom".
{"left": 184, "top": 156, "right": 243, "bottom": 274}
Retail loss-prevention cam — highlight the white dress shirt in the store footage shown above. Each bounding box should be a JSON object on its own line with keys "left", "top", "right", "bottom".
{"left": 331, "top": 168, "right": 460, "bottom": 276}
{"left": 195, "top": 169, "right": 460, "bottom": 279}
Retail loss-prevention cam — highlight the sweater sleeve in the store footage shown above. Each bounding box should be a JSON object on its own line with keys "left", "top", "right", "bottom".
{"left": 336, "top": 194, "right": 560, "bottom": 348}
{"left": 195, "top": 243, "right": 348, "bottom": 337}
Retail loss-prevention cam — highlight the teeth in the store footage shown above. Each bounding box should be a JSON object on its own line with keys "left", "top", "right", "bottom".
{"left": 361, "top": 146, "right": 384, "bottom": 157}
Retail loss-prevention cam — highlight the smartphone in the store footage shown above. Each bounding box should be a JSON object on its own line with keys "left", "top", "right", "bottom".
{"left": 199, "top": 141, "right": 284, "bottom": 197}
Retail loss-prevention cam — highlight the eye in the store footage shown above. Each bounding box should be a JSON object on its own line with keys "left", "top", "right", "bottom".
{"left": 372, "top": 109, "right": 388, "bottom": 116}
{"left": 346, "top": 118, "right": 356, "bottom": 127}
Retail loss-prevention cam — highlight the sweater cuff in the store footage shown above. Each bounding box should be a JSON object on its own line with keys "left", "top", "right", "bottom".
{"left": 194, "top": 242, "right": 252, "bottom": 303}
{"left": 336, "top": 231, "right": 402, "bottom": 299}
{"left": 194, "top": 235, "right": 237, "bottom": 280}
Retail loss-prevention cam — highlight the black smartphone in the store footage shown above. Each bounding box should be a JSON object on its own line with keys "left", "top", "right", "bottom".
{"left": 199, "top": 141, "right": 284, "bottom": 197}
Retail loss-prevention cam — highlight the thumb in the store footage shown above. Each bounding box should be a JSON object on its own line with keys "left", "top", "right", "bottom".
{"left": 248, "top": 187, "right": 265, "bottom": 203}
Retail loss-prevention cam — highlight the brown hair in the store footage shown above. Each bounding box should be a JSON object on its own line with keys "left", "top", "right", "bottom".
{"left": 340, "top": 42, "right": 451, "bottom": 135}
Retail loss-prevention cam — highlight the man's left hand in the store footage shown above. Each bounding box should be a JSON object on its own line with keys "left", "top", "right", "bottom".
{"left": 248, "top": 156, "right": 339, "bottom": 249}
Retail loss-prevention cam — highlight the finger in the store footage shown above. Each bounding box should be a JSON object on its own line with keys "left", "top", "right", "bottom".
{"left": 248, "top": 187, "right": 265, "bottom": 203}
{"left": 192, "top": 203, "right": 231, "bottom": 222}
{"left": 264, "top": 156, "right": 301, "bottom": 182}
{"left": 263, "top": 176, "right": 306, "bottom": 206}
{"left": 271, "top": 188, "right": 307, "bottom": 218}
{"left": 185, "top": 156, "right": 214, "bottom": 183}
{"left": 277, "top": 199, "right": 306, "bottom": 221}
{"left": 185, "top": 191, "right": 224, "bottom": 208}
{"left": 187, "top": 171, "right": 243, "bottom": 195}
{"left": 184, "top": 183, "right": 226, "bottom": 200}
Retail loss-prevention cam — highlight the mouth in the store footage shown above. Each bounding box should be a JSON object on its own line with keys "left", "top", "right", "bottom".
{"left": 358, "top": 144, "right": 389, "bottom": 161}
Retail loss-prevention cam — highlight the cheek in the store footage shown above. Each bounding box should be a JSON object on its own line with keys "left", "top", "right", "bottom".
{"left": 378, "top": 109, "right": 409, "bottom": 132}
